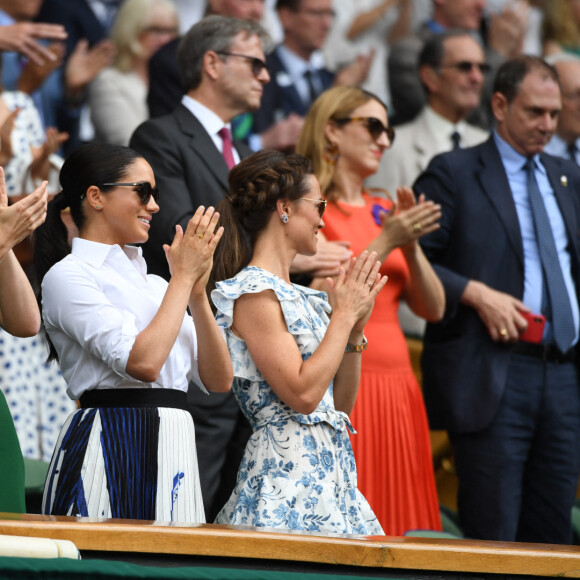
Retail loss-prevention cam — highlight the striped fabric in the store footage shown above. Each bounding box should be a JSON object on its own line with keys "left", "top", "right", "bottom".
{"left": 43, "top": 406, "right": 204, "bottom": 523}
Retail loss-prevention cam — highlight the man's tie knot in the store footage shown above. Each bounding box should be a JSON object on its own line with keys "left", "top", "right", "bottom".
{"left": 218, "top": 126, "right": 235, "bottom": 170}
{"left": 450, "top": 130, "right": 461, "bottom": 150}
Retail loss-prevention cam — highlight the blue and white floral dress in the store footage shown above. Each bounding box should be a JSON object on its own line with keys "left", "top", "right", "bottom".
{"left": 212, "top": 267, "right": 384, "bottom": 535}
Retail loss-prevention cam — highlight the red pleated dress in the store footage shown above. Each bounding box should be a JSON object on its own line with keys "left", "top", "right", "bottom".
{"left": 322, "top": 193, "right": 441, "bottom": 535}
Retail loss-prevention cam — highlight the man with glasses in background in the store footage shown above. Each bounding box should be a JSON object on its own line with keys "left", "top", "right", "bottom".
{"left": 388, "top": 0, "right": 528, "bottom": 129}
{"left": 369, "top": 31, "right": 489, "bottom": 196}
{"left": 544, "top": 53, "right": 580, "bottom": 167}
{"left": 253, "top": 0, "right": 372, "bottom": 145}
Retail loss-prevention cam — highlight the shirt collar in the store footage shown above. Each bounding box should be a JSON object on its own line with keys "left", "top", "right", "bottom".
{"left": 0, "top": 9, "right": 14, "bottom": 26}
{"left": 181, "top": 95, "right": 231, "bottom": 138}
{"left": 493, "top": 130, "right": 546, "bottom": 177}
{"left": 424, "top": 106, "right": 467, "bottom": 137}
{"left": 71, "top": 237, "right": 145, "bottom": 272}
{"left": 276, "top": 45, "right": 325, "bottom": 81}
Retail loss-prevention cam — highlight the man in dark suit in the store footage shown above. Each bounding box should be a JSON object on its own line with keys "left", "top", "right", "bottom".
{"left": 253, "top": 0, "right": 371, "bottom": 142}
{"left": 415, "top": 55, "right": 580, "bottom": 544}
{"left": 130, "top": 15, "right": 269, "bottom": 522}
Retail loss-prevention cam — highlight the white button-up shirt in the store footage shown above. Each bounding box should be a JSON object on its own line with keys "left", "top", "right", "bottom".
{"left": 41, "top": 238, "right": 205, "bottom": 399}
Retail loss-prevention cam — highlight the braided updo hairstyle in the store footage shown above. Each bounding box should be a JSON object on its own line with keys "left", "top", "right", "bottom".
{"left": 210, "top": 150, "right": 313, "bottom": 287}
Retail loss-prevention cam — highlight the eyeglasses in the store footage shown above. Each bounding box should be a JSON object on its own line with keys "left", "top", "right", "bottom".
{"left": 216, "top": 51, "right": 268, "bottom": 77}
{"left": 298, "top": 8, "right": 336, "bottom": 19}
{"left": 440, "top": 61, "right": 491, "bottom": 74}
{"left": 101, "top": 182, "right": 160, "bottom": 205}
{"left": 334, "top": 117, "right": 395, "bottom": 143}
{"left": 299, "top": 197, "right": 327, "bottom": 218}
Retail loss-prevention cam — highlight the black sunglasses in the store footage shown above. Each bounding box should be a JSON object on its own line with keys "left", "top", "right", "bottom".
{"left": 300, "top": 197, "right": 327, "bottom": 218}
{"left": 216, "top": 51, "right": 268, "bottom": 77}
{"left": 440, "top": 61, "right": 491, "bottom": 74}
{"left": 101, "top": 182, "right": 160, "bottom": 205}
{"left": 335, "top": 116, "right": 395, "bottom": 143}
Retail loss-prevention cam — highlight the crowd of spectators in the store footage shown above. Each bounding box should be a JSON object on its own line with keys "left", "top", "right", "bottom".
{"left": 3, "top": 0, "right": 580, "bottom": 547}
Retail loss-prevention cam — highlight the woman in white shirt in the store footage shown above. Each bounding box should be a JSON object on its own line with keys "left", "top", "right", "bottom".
{"left": 34, "top": 143, "right": 232, "bottom": 523}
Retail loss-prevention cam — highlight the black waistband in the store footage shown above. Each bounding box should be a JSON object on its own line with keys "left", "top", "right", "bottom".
{"left": 511, "top": 342, "right": 576, "bottom": 364}
{"left": 79, "top": 388, "right": 189, "bottom": 410}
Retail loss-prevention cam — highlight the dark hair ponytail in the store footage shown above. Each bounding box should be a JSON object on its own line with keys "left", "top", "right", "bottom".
{"left": 34, "top": 143, "right": 143, "bottom": 361}
{"left": 210, "top": 150, "right": 313, "bottom": 290}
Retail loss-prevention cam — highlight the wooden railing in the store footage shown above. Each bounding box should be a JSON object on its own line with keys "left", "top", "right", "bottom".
{"left": 1, "top": 513, "right": 580, "bottom": 577}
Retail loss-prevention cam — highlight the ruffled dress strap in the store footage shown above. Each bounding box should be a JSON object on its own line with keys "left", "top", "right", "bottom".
{"left": 212, "top": 266, "right": 331, "bottom": 338}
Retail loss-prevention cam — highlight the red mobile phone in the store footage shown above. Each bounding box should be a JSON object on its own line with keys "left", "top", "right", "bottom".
{"left": 519, "top": 312, "right": 546, "bottom": 343}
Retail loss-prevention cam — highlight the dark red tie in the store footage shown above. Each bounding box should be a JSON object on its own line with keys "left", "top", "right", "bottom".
{"left": 218, "top": 126, "right": 235, "bottom": 170}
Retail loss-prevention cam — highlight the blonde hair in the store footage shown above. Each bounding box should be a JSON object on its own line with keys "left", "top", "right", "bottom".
{"left": 112, "top": 0, "right": 178, "bottom": 73}
{"left": 543, "top": 0, "right": 580, "bottom": 52}
{"left": 296, "top": 86, "right": 385, "bottom": 201}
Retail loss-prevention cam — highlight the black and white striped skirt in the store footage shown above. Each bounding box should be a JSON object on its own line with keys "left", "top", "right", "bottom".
{"left": 42, "top": 389, "right": 205, "bottom": 523}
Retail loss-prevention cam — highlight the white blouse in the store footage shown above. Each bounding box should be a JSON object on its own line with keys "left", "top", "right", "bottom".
{"left": 41, "top": 238, "right": 205, "bottom": 399}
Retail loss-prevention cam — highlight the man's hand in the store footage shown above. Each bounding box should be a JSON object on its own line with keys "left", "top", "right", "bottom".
{"left": 65, "top": 39, "right": 116, "bottom": 103}
{"left": 0, "top": 22, "right": 67, "bottom": 65}
{"left": 488, "top": 1, "right": 528, "bottom": 58}
{"left": 18, "top": 41, "right": 64, "bottom": 94}
{"left": 260, "top": 114, "right": 304, "bottom": 152}
{"left": 462, "top": 279, "right": 529, "bottom": 342}
{"left": 291, "top": 239, "right": 352, "bottom": 278}
{"left": 334, "top": 49, "right": 375, "bottom": 87}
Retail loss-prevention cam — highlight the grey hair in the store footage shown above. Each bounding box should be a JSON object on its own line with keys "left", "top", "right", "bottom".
{"left": 177, "top": 15, "right": 271, "bottom": 92}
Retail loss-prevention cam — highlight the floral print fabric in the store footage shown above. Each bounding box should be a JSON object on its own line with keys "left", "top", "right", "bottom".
{"left": 212, "top": 267, "right": 383, "bottom": 535}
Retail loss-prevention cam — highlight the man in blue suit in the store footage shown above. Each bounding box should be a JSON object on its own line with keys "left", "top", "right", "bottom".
{"left": 416, "top": 56, "right": 580, "bottom": 544}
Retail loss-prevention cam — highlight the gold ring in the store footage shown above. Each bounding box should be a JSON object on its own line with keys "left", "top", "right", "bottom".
{"left": 196, "top": 233, "right": 205, "bottom": 239}
{"left": 499, "top": 328, "right": 508, "bottom": 337}
{"left": 413, "top": 222, "right": 422, "bottom": 233}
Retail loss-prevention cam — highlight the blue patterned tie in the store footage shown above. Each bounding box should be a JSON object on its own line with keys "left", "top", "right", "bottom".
{"left": 525, "top": 158, "right": 575, "bottom": 353}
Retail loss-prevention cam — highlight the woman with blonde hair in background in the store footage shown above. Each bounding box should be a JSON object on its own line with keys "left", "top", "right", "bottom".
{"left": 90, "top": 0, "right": 179, "bottom": 145}
{"left": 297, "top": 85, "right": 444, "bottom": 535}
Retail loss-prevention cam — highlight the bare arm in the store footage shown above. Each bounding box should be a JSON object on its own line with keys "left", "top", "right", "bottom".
{"left": 126, "top": 207, "right": 231, "bottom": 391}
{"left": 233, "top": 253, "right": 386, "bottom": 415}
{"left": 0, "top": 169, "right": 48, "bottom": 336}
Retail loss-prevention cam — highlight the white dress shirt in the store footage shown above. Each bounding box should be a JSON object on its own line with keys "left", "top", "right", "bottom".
{"left": 41, "top": 238, "right": 205, "bottom": 399}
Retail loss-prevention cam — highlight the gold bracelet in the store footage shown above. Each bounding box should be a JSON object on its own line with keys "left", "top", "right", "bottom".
{"left": 345, "top": 337, "right": 368, "bottom": 353}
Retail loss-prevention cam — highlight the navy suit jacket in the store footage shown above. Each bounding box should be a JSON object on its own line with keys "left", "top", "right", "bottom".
{"left": 415, "top": 136, "right": 580, "bottom": 434}
{"left": 130, "top": 104, "right": 252, "bottom": 280}
{"left": 253, "top": 47, "right": 334, "bottom": 133}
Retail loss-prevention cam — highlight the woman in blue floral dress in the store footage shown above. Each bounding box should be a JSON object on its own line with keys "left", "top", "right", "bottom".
{"left": 211, "top": 150, "right": 387, "bottom": 535}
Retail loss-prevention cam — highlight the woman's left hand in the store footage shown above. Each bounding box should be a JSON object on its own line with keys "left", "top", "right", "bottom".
{"left": 163, "top": 206, "right": 223, "bottom": 296}
{"left": 380, "top": 187, "right": 441, "bottom": 250}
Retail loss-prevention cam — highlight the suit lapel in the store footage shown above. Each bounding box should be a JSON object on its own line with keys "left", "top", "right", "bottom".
{"left": 542, "top": 153, "right": 580, "bottom": 268}
{"left": 477, "top": 137, "right": 524, "bottom": 267}
{"left": 174, "top": 105, "right": 230, "bottom": 190}
{"left": 412, "top": 112, "right": 436, "bottom": 175}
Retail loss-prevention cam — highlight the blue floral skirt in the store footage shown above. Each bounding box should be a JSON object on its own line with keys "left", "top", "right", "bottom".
{"left": 215, "top": 417, "right": 384, "bottom": 535}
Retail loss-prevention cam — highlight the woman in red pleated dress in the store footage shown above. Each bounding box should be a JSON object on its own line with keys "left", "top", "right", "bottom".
{"left": 296, "top": 85, "right": 445, "bottom": 535}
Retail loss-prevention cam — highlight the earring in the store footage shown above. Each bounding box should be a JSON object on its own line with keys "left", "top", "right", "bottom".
{"left": 281, "top": 213, "right": 289, "bottom": 224}
{"left": 323, "top": 142, "right": 339, "bottom": 165}
{"left": 96, "top": 205, "right": 102, "bottom": 209}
